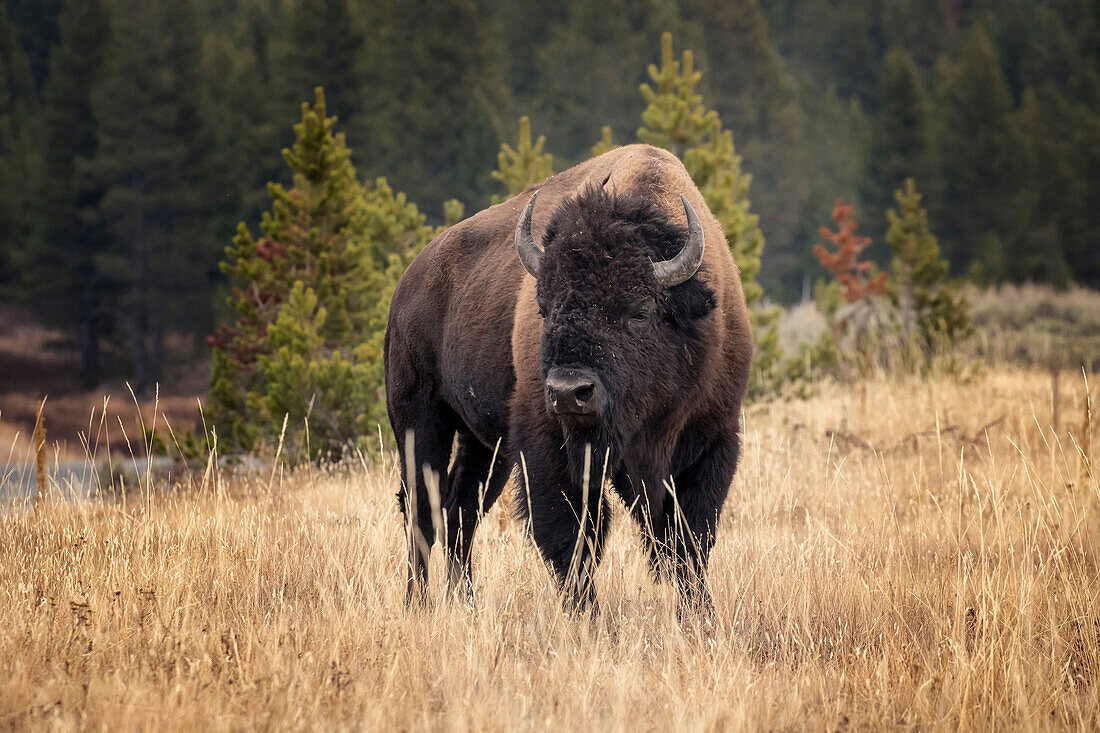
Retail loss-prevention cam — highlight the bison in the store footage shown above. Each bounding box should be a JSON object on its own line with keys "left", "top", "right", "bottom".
{"left": 384, "top": 144, "right": 753, "bottom": 609}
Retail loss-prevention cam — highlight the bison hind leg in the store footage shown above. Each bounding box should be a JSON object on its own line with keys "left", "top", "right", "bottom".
{"left": 395, "top": 414, "right": 455, "bottom": 607}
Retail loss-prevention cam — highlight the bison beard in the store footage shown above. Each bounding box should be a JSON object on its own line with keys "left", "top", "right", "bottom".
{"left": 384, "top": 145, "right": 752, "bottom": 613}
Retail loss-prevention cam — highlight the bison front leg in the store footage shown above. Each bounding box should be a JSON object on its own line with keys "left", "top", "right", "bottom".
{"left": 654, "top": 435, "right": 741, "bottom": 614}
{"left": 516, "top": 441, "right": 611, "bottom": 611}
{"left": 442, "top": 433, "right": 511, "bottom": 599}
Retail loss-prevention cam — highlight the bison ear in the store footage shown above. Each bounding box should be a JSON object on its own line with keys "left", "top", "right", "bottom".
{"left": 515, "top": 193, "right": 543, "bottom": 279}
{"left": 653, "top": 195, "right": 705, "bottom": 288}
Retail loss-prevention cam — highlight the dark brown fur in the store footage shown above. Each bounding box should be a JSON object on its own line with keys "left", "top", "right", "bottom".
{"left": 385, "top": 144, "right": 753, "bottom": 608}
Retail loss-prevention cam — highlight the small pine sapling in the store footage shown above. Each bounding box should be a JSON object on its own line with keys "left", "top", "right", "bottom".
{"left": 491, "top": 116, "right": 554, "bottom": 204}
{"left": 638, "top": 33, "right": 718, "bottom": 157}
{"left": 590, "top": 126, "right": 617, "bottom": 157}
{"left": 885, "top": 178, "right": 971, "bottom": 355}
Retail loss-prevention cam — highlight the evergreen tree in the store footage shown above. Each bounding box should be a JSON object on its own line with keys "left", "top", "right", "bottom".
{"left": 971, "top": 0, "right": 1081, "bottom": 99}
{"left": 1014, "top": 84, "right": 1097, "bottom": 286}
{"left": 527, "top": 0, "right": 680, "bottom": 160}
{"left": 684, "top": 129, "right": 765, "bottom": 308}
{"left": 0, "top": 3, "right": 37, "bottom": 298}
{"left": 3, "top": 0, "right": 1099, "bottom": 370}
{"left": 3, "top": 0, "right": 62, "bottom": 88}
{"left": 279, "top": 0, "right": 364, "bottom": 124}
{"left": 639, "top": 34, "right": 766, "bottom": 309}
{"left": 442, "top": 198, "right": 466, "bottom": 227}
{"left": 0, "top": 5, "right": 35, "bottom": 108}
{"left": 32, "top": 0, "right": 110, "bottom": 385}
{"left": 759, "top": 0, "right": 884, "bottom": 106}
{"left": 209, "top": 89, "right": 434, "bottom": 458}
{"left": 885, "top": 179, "right": 971, "bottom": 350}
{"left": 355, "top": 0, "right": 509, "bottom": 211}
{"left": 491, "top": 116, "right": 553, "bottom": 204}
{"left": 868, "top": 48, "right": 930, "bottom": 243}
{"left": 590, "top": 126, "right": 618, "bottom": 157}
{"left": 794, "top": 82, "right": 873, "bottom": 292}
{"left": 881, "top": 0, "right": 949, "bottom": 71}
{"left": 932, "top": 26, "right": 1019, "bottom": 280}
{"left": 199, "top": 0, "right": 288, "bottom": 254}
{"left": 86, "top": 0, "right": 212, "bottom": 392}
{"left": 485, "top": 0, "right": 567, "bottom": 102}
{"left": 813, "top": 199, "right": 890, "bottom": 366}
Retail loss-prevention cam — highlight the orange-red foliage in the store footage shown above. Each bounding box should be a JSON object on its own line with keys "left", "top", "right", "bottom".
{"left": 814, "top": 199, "right": 889, "bottom": 303}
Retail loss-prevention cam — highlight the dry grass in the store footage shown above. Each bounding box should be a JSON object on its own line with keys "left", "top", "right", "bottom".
{"left": 1, "top": 367, "right": 1099, "bottom": 730}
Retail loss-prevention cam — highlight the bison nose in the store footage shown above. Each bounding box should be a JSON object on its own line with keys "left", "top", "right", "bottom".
{"left": 546, "top": 368, "right": 604, "bottom": 419}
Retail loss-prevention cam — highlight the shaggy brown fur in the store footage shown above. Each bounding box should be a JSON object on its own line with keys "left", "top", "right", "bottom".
{"left": 385, "top": 144, "right": 752, "bottom": 608}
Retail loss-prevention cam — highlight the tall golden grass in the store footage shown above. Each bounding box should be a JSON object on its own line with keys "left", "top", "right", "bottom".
{"left": 1, "top": 366, "right": 1098, "bottom": 730}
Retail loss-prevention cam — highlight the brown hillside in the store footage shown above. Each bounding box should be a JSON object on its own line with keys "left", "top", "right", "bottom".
{"left": 0, "top": 305, "right": 206, "bottom": 460}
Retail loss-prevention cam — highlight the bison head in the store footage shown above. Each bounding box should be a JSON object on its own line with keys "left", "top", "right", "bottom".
{"left": 515, "top": 187, "right": 716, "bottom": 481}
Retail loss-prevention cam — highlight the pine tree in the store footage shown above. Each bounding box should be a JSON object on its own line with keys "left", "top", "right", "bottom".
{"left": 523, "top": 0, "right": 680, "bottom": 161}
{"left": 814, "top": 200, "right": 889, "bottom": 305}
{"left": 279, "top": 0, "right": 364, "bottom": 124}
{"left": 0, "top": 3, "right": 38, "bottom": 299}
{"left": 970, "top": 0, "right": 1083, "bottom": 100}
{"left": 881, "top": 0, "right": 949, "bottom": 70}
{"left": 3, "top": 0, "right": 62, "bottom": 88}
{"left": 199, "top": 0, "right": 287, "bottom": 248}
{"left": 32, "top": 0, "right": 110, "bottom": 385}
{"left": 0, "top": 4, "right": 35, "bottom": 124}
{"left": 813, "top": 200, "right": 890, "bottom": 372}
{"left": 87, "top": 0, "right": 212, "bottom": 393}
{"left": 885, "top": 179, "right": 971, "bottom": 350}
{"left": 932, "top": 26, "right": 1019, "bottom": 280}
{"left": 442, "top": 198, "right": 466, "bottom": 227}
{"left": 590, "top": 126, "right": 618, "bottom": 157}
{"left": 639, "top": 34, "right": 768, "bottom": 309}
{"left": 1013, "top": 84, "right": 1092, "bottom": 286}
{"left": 355, "top": 0, "right": 508, "bottom": 211}
{"left": 869, "top": 48, "right": 930, "bottom": 243}
{"left": 684, "top": 129, "right": 764, "bottom": 308}
{"left": 208, "top": 89, "right": 434, "bottom": 459}
{"left": 491, "top": 116, "right": 554, "bottom": 204}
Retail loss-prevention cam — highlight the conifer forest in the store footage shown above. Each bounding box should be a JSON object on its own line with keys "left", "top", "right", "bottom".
{"left": 1, "top": 0, "right": 1097, "bottom": 395}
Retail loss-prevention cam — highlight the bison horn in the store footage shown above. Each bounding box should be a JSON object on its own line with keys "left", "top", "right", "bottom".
{"left": 653, "top": 195, "right": 705, "bottom": 288}
{"left": 515, "top": 192, "right": 543, "bottom": 279}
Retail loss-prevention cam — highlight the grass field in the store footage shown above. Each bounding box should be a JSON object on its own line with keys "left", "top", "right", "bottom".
{"left": 1, "top": 366, "right": 1098, "bottom": 730}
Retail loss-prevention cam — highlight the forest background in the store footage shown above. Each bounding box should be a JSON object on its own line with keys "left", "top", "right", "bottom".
{"left": 1, "top": 0, "right": 1098, "bottom": 395}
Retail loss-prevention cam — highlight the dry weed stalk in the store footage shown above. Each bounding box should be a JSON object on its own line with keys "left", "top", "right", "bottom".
{"left": 1079, "top": 370, "right": 1095, "bottom": 481}
{"left": 31, "top": 397, "right": 47, "bottom": 512}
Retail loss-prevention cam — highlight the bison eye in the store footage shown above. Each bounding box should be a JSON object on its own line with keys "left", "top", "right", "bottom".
{"left": 628, "top": 298, "right": 655, "bottom": 319}
{"left": 626, "top": 299, "right": 655, "bottom": 333}
{"left": 536, "top": 296, "right": 548, "bottom": 318}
